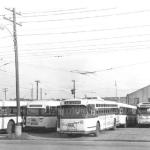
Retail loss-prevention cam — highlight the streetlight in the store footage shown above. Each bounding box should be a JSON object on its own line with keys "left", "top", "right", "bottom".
{"left": 0, "top": 24, "right": 13, "bottom": 38}
{"left": 0, "top": 62, "right": 10, "bottom": 72}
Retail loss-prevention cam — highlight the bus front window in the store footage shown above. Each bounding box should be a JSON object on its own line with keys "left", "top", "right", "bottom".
{"left": 61, "top": 105, "right": 87, "bottom": 118}
{"left": 138, "top": 108, "right": 150, "bottom": 114}
{"left": 27, "top": 108, "right": 45, "bottom": 116}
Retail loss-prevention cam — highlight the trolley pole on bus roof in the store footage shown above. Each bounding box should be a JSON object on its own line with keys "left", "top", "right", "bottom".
{"left": 35, "top": 80, "right": 40, "bottom": 100}
{"left": 4, "top": 8, "right": 22, "bottom": 137}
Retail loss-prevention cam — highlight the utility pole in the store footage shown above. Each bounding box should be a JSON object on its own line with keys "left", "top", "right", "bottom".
{"left": 31, "top": 84, "right": 33, "bottom": 100}
{"left": 3, "top": 88, "right": 8, "bottom": 100}
{"left": 115, "top": 80, "right": 118, "bottom": 100}
{"left": 72, "top": 80, "right": 76, "bottom": 99}
{"left": 40, "top": 88, "right": 42, "bottom": 100}
{"left": 4, "top": 8, "right": 22, "bottom": 136}
{"left": 35, "top": 80, "right": 40, "bottom": 100}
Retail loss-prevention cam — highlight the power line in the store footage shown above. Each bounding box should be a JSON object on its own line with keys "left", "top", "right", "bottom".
{"left": 2, "top": 35, "right": 150, "bottom": 58}
{"left": 21, "top": 7, "right": 116, "bottom": 17}
{"left": 22, "top": 8, "right": 86, "bottom": 14}
{"left": 1, "top": 44, "right": 150, "bottom": 59}
{"left": 2, "top": 35, "right": 150, "bottom": 59}
{"left": 15, "top": 33, "right": 150, "bottom": 46}
{"left": 17, "top": 24, "right": 150, "bottom": 37}
{"left": 0, "top": 45, "right": 13, "bottom": 49}
{"left": 2, "top": 24, "right": 150, "bottom": 40}
{"left": 16, "top": 39, "right": 150, "bottom": 53}
{"left": 5, "top": 31, "right": 150, "bottom": 43}
{"left": 21, "top": 9, "right": 150, "bottom": 23}
{"left": 0, "top": 42, "right": 149, "bottom": 57}
{"left": 0, "top": 35, "right": 12, "bottom": 39}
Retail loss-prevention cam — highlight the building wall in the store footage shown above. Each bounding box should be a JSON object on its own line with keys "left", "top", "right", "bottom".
{"left": 103, "top": 97, "right": 126, "bottom": 103}
{"left": 126, "top": 85, "right": 150, "bottom": 105}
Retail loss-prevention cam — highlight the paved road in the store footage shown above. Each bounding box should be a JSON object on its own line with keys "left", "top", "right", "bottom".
{"left": 0, "top": 128, "right": 150, "bottom": 150}
{"left": 0, "top": 139, "right": 150, "bottom": 150}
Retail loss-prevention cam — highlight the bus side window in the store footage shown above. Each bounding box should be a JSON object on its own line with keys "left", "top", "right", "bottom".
{"left": 49, "top": 107, "right": 57, "bottom": 116}
{"left": 9, "top": 107, "right": 17, "bottom": 116}
{"left": 2, "top": 107, "right": 8, "bottom": 116}
{"left": 120, "top": 108, "right": 123, "bottom": 114}
{"left": 87, "top": 104, "right": 95, "bottom": 116}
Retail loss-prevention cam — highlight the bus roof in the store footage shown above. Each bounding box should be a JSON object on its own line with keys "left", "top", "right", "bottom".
{"left": 137, "top": 102, "right": 150, "bottom": 108}
{"left": 61, "top": 98, "right": 118, "bottom": 106}
{"left": 27, "top": 100, "right": 60, "bottom": 108}
{"left": 117, "top": 102, "right": 137, "bottom": 109}
{"left": 0, "top": 100, "right": 28, "bottom": 107}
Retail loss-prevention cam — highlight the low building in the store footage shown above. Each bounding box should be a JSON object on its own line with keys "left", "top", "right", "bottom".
{"left": 126, "top": 85, "right": 150, "bottom": 105}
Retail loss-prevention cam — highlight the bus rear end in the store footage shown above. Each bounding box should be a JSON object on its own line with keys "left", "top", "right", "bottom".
{"left": 137, "top": 103, "right": 150, "bottom": 126}
{"left": 25, "top": 103, "right": 57, "bottom": 130}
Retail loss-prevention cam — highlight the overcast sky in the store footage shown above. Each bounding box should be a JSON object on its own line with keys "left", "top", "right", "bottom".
{"left": 0, "top": 0, "right": 150, "bottom": 100}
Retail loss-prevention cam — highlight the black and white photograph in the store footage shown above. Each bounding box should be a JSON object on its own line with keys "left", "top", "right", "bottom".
{"left": 0, "top": 0, "right": 150, "bottom": 149}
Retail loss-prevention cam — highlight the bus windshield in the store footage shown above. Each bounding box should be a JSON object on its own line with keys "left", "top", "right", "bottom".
{"left": 27, "top": 108, "right": 45, "bottom": 116}
{"left": 138, "top": 107, "right": 150, "bottom": 114}
{"left": 60, "top": 105, "right": 87, "bottom": 118}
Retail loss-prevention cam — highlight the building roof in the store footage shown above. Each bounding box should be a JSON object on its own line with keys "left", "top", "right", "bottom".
{"left": 127, "top": 84, "right": 150, "bottom": 96}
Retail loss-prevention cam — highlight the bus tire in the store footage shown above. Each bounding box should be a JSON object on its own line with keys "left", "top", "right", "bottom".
{"left": 7, "top": 120, "right": 15, "bottom": 134}
{"left": 95, "top": 122, "right": 100, "bottom": 137}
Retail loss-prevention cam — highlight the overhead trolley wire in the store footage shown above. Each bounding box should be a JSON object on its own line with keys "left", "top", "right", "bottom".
{"left": 1, "top": 37, "right": 150, "bottom": 55}
{"left": 19, "top": 33, "right": 150, "bottom": 46}
{"left": 21, "top": 9, "right": 150, "bottom": 23}
{"left": 19, "top": 39, "right": 150, "bottom": 52}
{"left": 0, "top": 43, "right": 150, "bottom": 59}
{"left": 1, "top": 38, "right": 150, "bottom": 54}
{"left": 22, "top": 8, "right": 87, "bottom": 14}
{"left": 21, "top": 7, "right": 116, "bottom": 17}
{"left": 17, "top": 24, "right": 150, "bottom": 37}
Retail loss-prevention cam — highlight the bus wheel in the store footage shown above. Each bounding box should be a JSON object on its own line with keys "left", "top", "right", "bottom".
{"left": 7, "top": 121, "right": 15, "bottom": 134}
{"left": 95, "top": 122, "right": 100, "bottom": 137}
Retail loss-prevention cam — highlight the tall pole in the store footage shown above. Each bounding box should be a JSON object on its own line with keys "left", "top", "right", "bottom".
{"left": 40, "top": 88, "right": 42, "bottom": 100}
{"left": 13, "top": 8, "right": 20, "bottom": 124}
{"left": 72, "top": 80, "right": 76, "bottom": 99}
{"left": 31, "top": 84, "right": 33, "bottom": 100}
{"left": 4, "top": 8, "right": 21, "bottom": 124}
{"left": 4, "top": 8, "right": 22, "bottom": 136}
{"left": 3, "top": 88, "right": 8, "bottom": 101}
{"left": 115, "top": 80, "right": 118, "bottom": 100}
{"left": 35, "top": 80, "right": 40, "bottom": 100}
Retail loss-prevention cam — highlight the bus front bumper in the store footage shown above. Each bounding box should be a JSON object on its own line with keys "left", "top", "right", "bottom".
{"left": 58, "top": 130, "right": 95, "bottom": 135}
